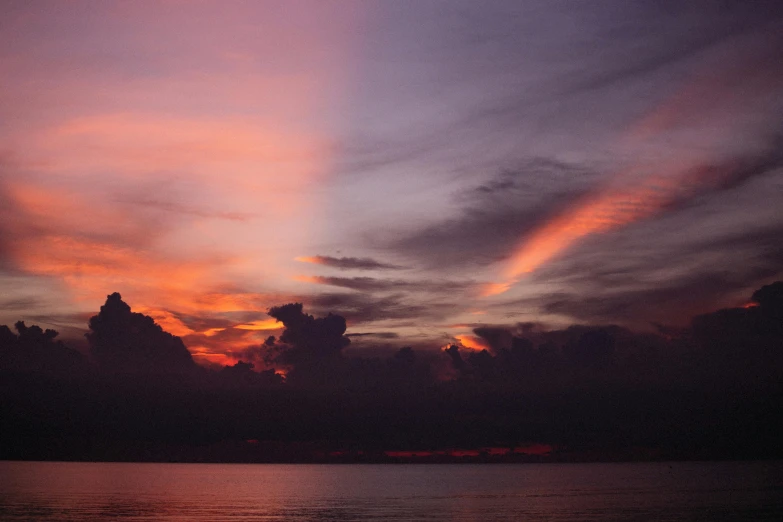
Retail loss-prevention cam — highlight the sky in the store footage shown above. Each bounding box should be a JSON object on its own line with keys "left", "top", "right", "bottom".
{"left": 2, "top": 0, "right": 783, "bottom": 366}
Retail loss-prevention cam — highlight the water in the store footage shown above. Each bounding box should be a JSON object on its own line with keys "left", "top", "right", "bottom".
{"left": 1, "top": 461, "right": 782, "bottom": 521}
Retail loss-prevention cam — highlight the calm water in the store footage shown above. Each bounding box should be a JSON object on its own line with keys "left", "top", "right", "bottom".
{"left": 1, "top": 461, "right": 782, "bottom": 521}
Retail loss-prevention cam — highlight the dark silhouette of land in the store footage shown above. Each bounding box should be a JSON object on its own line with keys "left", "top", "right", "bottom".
{"left": 1, "top": 283, "right": 782, "bottom": 463}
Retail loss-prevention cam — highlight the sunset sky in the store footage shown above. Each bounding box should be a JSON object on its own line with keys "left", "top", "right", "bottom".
{"left": 2, "top": 1, "right": 782, "bottom": 366}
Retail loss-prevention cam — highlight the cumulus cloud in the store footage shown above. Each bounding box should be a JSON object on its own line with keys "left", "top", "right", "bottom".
{"left": 0, "top": 320, "right": 85, "bottom": 373}
{"left": 1, "top": 280, "right": 783, "bottom": 462}
{"left": 87, "top": 292, "right": 196, "bottom": 373}
{"left": 267, "top": 303, "right": 350, "bottom": 365}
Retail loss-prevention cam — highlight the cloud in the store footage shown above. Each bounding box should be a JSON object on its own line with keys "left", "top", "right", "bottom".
{"left": 498, "top": 139, "right": 783, "bottom": 287}
{"left": 0, "top": 1, "right": 367, "bottom": 348}
{"left": 507, "top": 221, "right": 783, "bottom": 328}
{"left": 752, "top": 281, "right": 783, "bottom": 314}
{"left": 308, "top": 292, "right": 458, "bottom": 325}
{"left": 0, "top": 176, "right": 246, "bottom": 308}
{"left": 295, "top": 255, "right": 403, "bottom": 270}
{"left": 692, "top": 281, "right": 783, "bottom": 339}
{"left": 485, "top": 49, "right": 783, "bottom": 295}
{"left": 472, "top": 326, "right": 513, "bottom": 352}
{"left": 87, "top": 292, "right": 197, "bottom": 373}
{"left": 3, "top": 1, "right": 783, "bottom": 463}
{"left": 0, "top": 296, "right": 43, "bottom": 311}
{"left": 346, "top": 332, "right": 400, "bottom": 339}
{"left": 136, "top": 304, "right": 287, "bottom": 366}
{"left": 556, "top": 2, "right": 783, "bottom": 96}
{"left": 453, "top": 334, "right": 490, "bottom": 352}
{"left": 267, "top": 303, "right": 351, "bottom": 367}
{"left": 0, "top": 169, "right": 306, "bottom": 358}
{"left": 0, "top": 320, "right": 86, "bottom": 373}
{"left": 2, "top": 279, "right": 783, "bottom": 462}
{"left": 295, "top": 274, "right": 473, "bottom": 294}
{"left": 391, "top": 159, "right": 596, "bottom": 269}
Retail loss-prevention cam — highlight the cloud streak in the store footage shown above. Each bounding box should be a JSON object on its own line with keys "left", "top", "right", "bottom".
{"left": 486, "top": 38, "right": 783, "bottom": 295}
{"left": 295, "top": 274, "right": 473, "bottom": 294}
{"left": 295, "top": 255, "right": 403, "bottom": 270}
{"left": 2, "top": 1, "right": 783, "bottom": 356}
{"left": 497, "top": 145, "right": 783, "bottom": 287}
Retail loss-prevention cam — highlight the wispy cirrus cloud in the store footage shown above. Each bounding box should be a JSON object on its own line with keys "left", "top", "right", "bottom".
{"left": 482, "top": 30, "right": 783, "bottom": 295}
{"left": 495, "top": 137, "right": 783, "bottom": 290}
{"left": 391, "top": 159, "right": 597, "bottom": 270}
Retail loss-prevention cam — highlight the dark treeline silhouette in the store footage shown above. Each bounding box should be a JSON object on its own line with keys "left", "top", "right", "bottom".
{"left": 1, "top": 283, "right": 782, "bottom": 463}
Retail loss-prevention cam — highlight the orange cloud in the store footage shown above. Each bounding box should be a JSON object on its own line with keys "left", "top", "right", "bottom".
{"left": 45, "top": 114, "right": 330, "bottom": 191}
{"left": 487, "top": 48, "right": 783, "bottom": 296}
{"left": 454, "top": 334, "right": 489, "bottom": 351}
{"left": 480, "top": 282, "right": 513, "bottom": 297}
{"left": 504, "top": 172, "right": 682, "bottom": 280}
{"left": 234, "top": 319, "right": 282, "bottom": 331}
{"left": 2, "top": 180, "right": 289, "bottom": 360}
{"left": 294, "top": 256, "right": 323, "bottom": 265}
{"left": 0, "top": 2, "right": 376, "bottom": 368}
{"left": 134, "top": 307, "right": 195, "bottom": 338}
{"left": 294, "top": 275, "right": 323, "bottom": 285}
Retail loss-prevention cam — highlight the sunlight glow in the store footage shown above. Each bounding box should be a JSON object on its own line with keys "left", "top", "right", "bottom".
{"left": 454, "top": 334, "right": 489, "bottom": 351}
{"left": 235, "top": 319, "right": 283, "bottom": 331}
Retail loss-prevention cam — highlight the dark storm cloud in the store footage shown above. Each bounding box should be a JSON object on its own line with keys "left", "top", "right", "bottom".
{"left": 297, "top": 255, "right": 403, "bottom": 270}
{"left": 393, "top": 159, "right": 596, "bottom": 268}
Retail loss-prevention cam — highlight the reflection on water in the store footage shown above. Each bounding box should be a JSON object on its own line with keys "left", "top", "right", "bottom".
{"left": 1, "top": 461, "right": 782, "bottom": 521}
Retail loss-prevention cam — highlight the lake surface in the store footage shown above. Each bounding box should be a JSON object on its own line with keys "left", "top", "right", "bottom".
{"left": 1, "top": 461, "right": 782, "bottom": 521}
